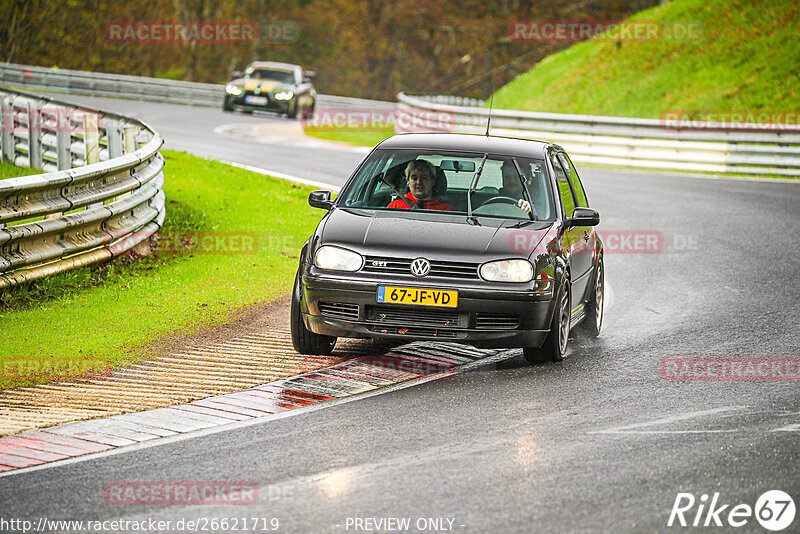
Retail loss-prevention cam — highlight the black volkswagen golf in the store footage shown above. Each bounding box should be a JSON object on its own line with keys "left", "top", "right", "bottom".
{"left": 291, "top": 133, "right": 604, "bottom": 364}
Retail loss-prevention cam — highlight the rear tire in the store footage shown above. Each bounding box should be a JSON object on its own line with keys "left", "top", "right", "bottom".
{"left": 523, "top": 283, "right": 570, "bottom": 364}
{"left": 580, "top": 258, "right": 604, "bottom": 338}
{"left": 290, "top": 270, "right": 336, "bottom": 355}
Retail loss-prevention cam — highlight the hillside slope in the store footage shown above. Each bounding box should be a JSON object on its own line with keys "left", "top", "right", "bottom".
{"left": 491, "top": 0, "right": 799, "bottom": 119}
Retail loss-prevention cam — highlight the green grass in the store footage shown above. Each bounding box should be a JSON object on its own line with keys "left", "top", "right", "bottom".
{"left": 490, "top": 0, "right": 799, "bottom": 118}
{"left": 0, "top": 150, "right": 324, "bottom": 389}
{"left": 0, "top": 161, "right": 43, "bottom": 179}
{"left": 303, "top": 124, "right": 395, "bottom": 147}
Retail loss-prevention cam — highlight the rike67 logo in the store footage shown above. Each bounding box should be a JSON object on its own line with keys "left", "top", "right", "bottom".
{"left": 668, "top": 490, "right": 795, "bottom": 531}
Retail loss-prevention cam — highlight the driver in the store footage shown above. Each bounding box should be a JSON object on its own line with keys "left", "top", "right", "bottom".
{"left": 387, "top": 160, "right": 453, "bottom": 211}
{"left": 500, "top": 160, "right": 532, "bottom": 215}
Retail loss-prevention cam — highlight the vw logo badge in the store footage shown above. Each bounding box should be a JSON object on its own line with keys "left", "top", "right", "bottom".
{"left": 410, "top": 258, "right": 431, "bottom": 277}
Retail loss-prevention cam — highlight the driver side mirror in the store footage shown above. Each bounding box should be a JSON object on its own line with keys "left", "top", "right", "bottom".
{"left": 309, "top": 190, "right": 334, "bottom": 210}
{"left": 231, "top": 70, "right": 242, "bottom": 79}
{"left": 566, "top": 207, "right": 600, "bottom": 227}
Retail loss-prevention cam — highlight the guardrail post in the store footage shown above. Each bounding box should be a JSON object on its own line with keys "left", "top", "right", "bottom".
{"left": 107, "top": 119, "right": 131, "bottom": 201}
{"left": 0, "top": 95, "right": 13, "bottom": 163}
{"left": 56, "top": 107, "right": 71, "bottom": 170}
{"left": 84, "top": 113, "right": 101, "bottom": 209}
{"left": 83, "top": 113, "right": 100, "bottom": 165}
{"left": 123, "top": 125, "right": 138, "bottom": 153}
{"left": 27, "top": 102, "right": 43, "bottom": 169}
{"left": 107, "top": 119, "right": 123, "bottom": 159}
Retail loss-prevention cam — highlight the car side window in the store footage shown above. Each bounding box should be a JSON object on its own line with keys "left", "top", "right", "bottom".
{"left": 549, "top": 152, "right": 576, "bottom": 217}
{"left": 557, "top": 153, "right": 588, "bottom": 208}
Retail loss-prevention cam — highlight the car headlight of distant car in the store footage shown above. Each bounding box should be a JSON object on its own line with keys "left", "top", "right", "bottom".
{"left": 480, "top": 259, "right": 534, "bottom": 283}
{"left": 314, "top": 246, "right": 363, "bottom": 272}
{"left": 225, "top": 84, "right": 243, "bottom": 96}
{"left": 274, "top": 90, "right": 294, "bottom": 101}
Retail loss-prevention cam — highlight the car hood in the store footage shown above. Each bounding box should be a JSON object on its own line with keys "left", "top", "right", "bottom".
{"left": 230, "top": 78, "right": 294, "bottom": 92}
{"left": 320, "top": 208, "right": 553, "bottom": 260}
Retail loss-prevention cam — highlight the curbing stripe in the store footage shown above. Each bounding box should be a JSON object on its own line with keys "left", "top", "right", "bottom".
{"left": 172, "top": 404, "right": 251, "bottom": 421}
{"left": 190, "top": 399, "right": 269, "bottom": 417}
{"left": 0, "top": 340, "right": 513, "bottom": 475}
{"left": 21, "top": 431, "right": 113, "bottom": 453}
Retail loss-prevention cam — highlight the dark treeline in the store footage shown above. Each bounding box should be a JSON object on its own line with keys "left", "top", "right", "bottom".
{"left": 1, "top": 0, "right": 657, "bottom": 100}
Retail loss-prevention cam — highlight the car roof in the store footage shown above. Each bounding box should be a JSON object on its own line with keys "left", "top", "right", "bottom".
{"left": 247, "top": 61, "right": 301, "bottom": 72}
{"left": 376, "top": 133, "right": 553, "bottom": 158}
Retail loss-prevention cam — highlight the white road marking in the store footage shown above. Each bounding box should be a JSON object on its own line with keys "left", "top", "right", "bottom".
{"left": 771, "top": 423, "right": 800, "bottom": 432}
{"left": 589, "top": 406, "right": 748, "bottom": 435}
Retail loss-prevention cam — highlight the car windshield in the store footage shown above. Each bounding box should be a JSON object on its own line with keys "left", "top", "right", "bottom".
{"left": 243, "top": 68, "right": 295, "bottom": 84}
{"left": 338, "top": 149, "right": 555, "bottom": 221}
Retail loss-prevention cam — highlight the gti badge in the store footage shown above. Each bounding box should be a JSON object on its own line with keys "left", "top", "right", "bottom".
{"left": 410, "top": 258, "right": 431, "bottom": 277}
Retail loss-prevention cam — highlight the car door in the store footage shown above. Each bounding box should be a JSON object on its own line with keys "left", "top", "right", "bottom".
{"left": 548, "top": 150, "right": 591, "bottom": 314}
{"left": 558, "top": 151, "right": 596, "bottom": 308}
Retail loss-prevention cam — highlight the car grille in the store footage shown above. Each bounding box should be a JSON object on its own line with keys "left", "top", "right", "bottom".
{"left": 362, "top": 256, "right": 479, "bottom": 279}
{"left": 318, "top": 302, "right": 359, "bottom": 321}
{"left": 367, "top": 325, "right": 459, "bottom": 339}
{"left": 475, "top": 313, "right": 520, "bottom": 330}
{"left": 367, "top": 306, "right": 462, "bottom": 328}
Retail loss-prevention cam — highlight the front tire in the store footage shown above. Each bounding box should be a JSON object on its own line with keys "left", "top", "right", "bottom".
{"left": 523, "top": 283, "right": 570, "bottom": 364}
{"left": 287, "top": 100, "right": 298, "bottom": 119}
{"left": 290, "top": 270, "right": 336, "bottom": 355}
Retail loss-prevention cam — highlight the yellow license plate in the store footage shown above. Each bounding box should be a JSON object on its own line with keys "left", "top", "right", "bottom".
{"left": 377, "top": 286, "right": 458, "bottom": 307}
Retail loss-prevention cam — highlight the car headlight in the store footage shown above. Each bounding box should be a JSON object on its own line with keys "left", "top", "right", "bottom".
{"left": 314, "top": 246, "right": 363, "bottom": 272}
{"left": 225, "top": 84, "right": 242, "bottom": 96}
{"left": 480, "top": 259, "right": 534, "bottom": 283}
{"left": 274, "top": 90, "right": 294, "bottom": 101}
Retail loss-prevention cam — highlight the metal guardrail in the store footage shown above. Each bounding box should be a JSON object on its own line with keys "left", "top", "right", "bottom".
{"left": 0, "top": 62, "right": 397, "bottom": 111}
{"left": 0, "top": 63, "right": 221, "bottom": 107}
{"left": 397, "top": 93, "right": 800, "bottom": 177}
{"left": 0, "top": 88, "right": 165, "bottom": 289}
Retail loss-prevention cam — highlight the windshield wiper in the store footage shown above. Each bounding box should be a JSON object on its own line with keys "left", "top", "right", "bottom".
{"left": 512, "top": 158, "right": 538, "bottom": 221}
{"left": 466, "top": 153, "right": 489, "bottom": 224}
{"left": 378, "top": 172, "right": 415, "bottom": 209}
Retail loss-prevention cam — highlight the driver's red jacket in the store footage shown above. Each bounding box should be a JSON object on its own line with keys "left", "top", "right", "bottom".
{"left": 387, "top": 192, "right": 454, "bottom": 211}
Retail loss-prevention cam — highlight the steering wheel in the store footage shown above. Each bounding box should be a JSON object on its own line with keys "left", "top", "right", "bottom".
{"left": 481, "top": 196, "right": 521, "bottom": 207}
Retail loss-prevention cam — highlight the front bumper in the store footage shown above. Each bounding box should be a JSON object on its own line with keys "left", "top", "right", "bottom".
{"left": 225, "top": 93, "right": 291, "bottom": 113}
{"left": 300, "top": 271, "right": 556, "bottom": 349}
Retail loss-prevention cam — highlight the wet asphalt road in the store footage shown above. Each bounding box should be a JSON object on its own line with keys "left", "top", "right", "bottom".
{"left": 1, "top": 96, "right": 799, "bottom": 533}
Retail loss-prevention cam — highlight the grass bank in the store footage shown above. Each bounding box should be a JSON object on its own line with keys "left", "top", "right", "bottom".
{"left": 490, "top": 0, "right": 799, "bottom": 118}
{"left": 0, "top": 150, "right": 322, "bottom": 389}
